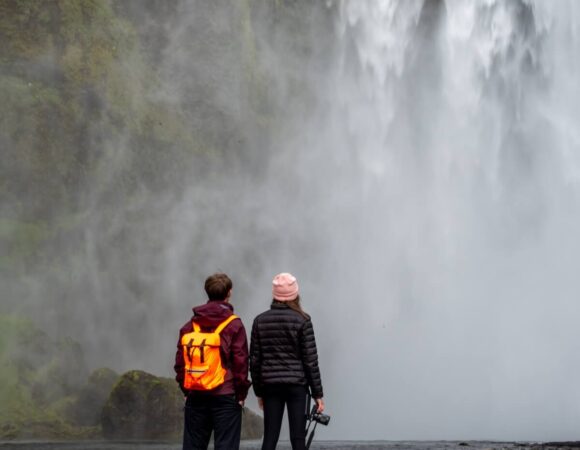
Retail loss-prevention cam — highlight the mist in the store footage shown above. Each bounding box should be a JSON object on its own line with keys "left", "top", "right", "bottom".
{"left": 2, "top": 0, "right": 580, "bottom": 443}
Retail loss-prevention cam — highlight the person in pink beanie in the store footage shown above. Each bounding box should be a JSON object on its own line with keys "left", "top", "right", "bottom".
{"left": 250, "top": 273, "right": 325, "bottom": 450}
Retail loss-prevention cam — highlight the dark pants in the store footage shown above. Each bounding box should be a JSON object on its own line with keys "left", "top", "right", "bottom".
{"left": 261, "top": 384, "right": 308, "bottom": 450}
{"left": 183, "top": 392, "right": 242, "bottom": 450}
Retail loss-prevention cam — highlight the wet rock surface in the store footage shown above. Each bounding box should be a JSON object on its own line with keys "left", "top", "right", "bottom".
{"left": 101, "top": 370, "right": 183, "bottom": 440}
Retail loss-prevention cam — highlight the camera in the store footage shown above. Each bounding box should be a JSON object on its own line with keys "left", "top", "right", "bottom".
{"left": 306, "top": 404, "right": 330, "bottom": 449}
{"left": 309, "top": 405, "right": 331, "bottom": 426}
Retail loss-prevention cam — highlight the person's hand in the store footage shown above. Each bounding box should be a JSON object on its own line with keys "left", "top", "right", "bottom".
{"left": 257, "top": 397, "right": 264, "bottom": 410}
{"left": 239, "top": 400, "right": 245, "bottom": 407}
{"left": 315, "top": 398, "right": 325, "bottom": 413}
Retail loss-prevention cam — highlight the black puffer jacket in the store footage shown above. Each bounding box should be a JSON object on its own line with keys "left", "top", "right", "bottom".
{"left": 250, "top": 302, "right": 323, "bottom": 399}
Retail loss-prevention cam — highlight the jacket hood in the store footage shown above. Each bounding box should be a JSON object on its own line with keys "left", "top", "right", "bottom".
{"left": 192, "top": 301, "right": 234, "bottom": 328}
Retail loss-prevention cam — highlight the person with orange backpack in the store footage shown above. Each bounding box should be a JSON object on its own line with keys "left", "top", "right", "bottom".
{"left": 174, "top": 273, "right": 251, "bottom": 450}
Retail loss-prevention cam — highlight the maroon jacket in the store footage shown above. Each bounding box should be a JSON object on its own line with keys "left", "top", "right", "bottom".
{"left": 174, "top": 300, "right": 251, "bottom": 401}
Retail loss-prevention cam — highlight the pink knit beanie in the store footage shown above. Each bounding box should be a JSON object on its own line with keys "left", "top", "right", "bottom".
{"left": 272, "top": 272, "right": 299, "bottom": 302}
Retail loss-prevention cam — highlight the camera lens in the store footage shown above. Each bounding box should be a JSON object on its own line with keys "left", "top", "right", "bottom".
{"left": 313, "top": 413, "right": 330, "bottom": 426}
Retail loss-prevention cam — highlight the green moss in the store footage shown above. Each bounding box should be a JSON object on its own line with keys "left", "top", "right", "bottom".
{"left": 88, "top": 367, "right": 119, "bottom": 385}
{"left": 0, "top": 316, "right": 45, "bottom": 437}
{"left": 0, "top": 1, "right": 53, "bottom": 60}
{"left": 0, "top": 219, "right": 51, "bottom": 271}
{"left": 50, "top": 0, "right": 137, "bottom": 85}
{"left": 0, "top": 0, "right": 199, "bottom": 276}
{"left": 0, "top": 408, "right": 101, "bottom": 440}
{"left": 0, "top": 315, "right": 35, "bottom": 355}
{"left": 0, "top": 314, "right": 102, "bottom": 440}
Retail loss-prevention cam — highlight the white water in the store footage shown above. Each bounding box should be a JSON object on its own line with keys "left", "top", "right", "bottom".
{"left": 252, "top": 0, "right": 580, "bottom": 442}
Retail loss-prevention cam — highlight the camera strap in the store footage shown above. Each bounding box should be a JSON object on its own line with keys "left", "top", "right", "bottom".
{"left": 305, "top": 390, "right": 315, "bottom": 450}
{"left": 305, "top": 418, "right": 318, "bottom": 450}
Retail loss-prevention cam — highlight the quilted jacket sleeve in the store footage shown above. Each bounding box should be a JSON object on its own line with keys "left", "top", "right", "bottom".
{"left": 300, "top": 319, "right": 323, "bottom": 399}
{"left": 249, "top": 317, "right": 263, "bottom": 397}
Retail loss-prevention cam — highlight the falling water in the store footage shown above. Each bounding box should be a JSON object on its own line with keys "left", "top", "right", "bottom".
{"left": 292, "top": 0, "right": 580, "bottom": 441}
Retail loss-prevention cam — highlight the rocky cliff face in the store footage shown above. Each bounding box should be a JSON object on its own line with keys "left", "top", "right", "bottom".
{"left": 0, "top": 0, "right": 335, "bottom": 376}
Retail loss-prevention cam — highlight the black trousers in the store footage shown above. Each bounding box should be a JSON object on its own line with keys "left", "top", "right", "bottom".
{"left": 261, "top": 384, "right": 308, "bottom": 450}
{"left": 183, "top": 392, "right": 242, "bottom": 450}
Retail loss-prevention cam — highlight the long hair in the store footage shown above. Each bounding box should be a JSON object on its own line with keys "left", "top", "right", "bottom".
{"left": 272, "top": 295, "right": 310, "bottom": 319}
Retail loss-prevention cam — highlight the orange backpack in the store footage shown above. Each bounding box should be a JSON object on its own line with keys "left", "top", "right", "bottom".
{"left": 181, "top": 314, "right": 238, "bottom": 391}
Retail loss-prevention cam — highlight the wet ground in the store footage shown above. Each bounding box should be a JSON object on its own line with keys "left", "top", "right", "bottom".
{"left": 1, "top": 441, "right": 579, "bottom": 450}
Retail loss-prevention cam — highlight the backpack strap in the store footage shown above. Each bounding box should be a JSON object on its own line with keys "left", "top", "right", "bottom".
{"left": 191, "top": 314, "right": 238, "bottom": 334}
{"left": 214, "top": 314, "right": 238, "bottom": 334}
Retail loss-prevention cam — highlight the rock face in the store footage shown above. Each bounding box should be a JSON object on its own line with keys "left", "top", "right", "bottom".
{"left": 101, "top": 369, "right": 263, "bottom": 441}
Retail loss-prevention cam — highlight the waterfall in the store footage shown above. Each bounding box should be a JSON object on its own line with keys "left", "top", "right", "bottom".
{"left": 291, "top": 0, "right": 580, "bottom": 440}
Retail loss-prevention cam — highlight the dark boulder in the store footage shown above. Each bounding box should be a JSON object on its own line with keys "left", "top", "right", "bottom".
{"left": 101, "top": 370, "right": 182, "bottom": 440}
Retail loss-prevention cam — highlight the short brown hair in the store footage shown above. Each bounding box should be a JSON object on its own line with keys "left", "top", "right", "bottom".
{"left": 204, "top": 273, "right": 233, "bottom": 301}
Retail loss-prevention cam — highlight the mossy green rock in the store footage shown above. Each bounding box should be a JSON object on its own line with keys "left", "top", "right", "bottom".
{"left": 101, "top": 370, "right": 182, "bottom": 440}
